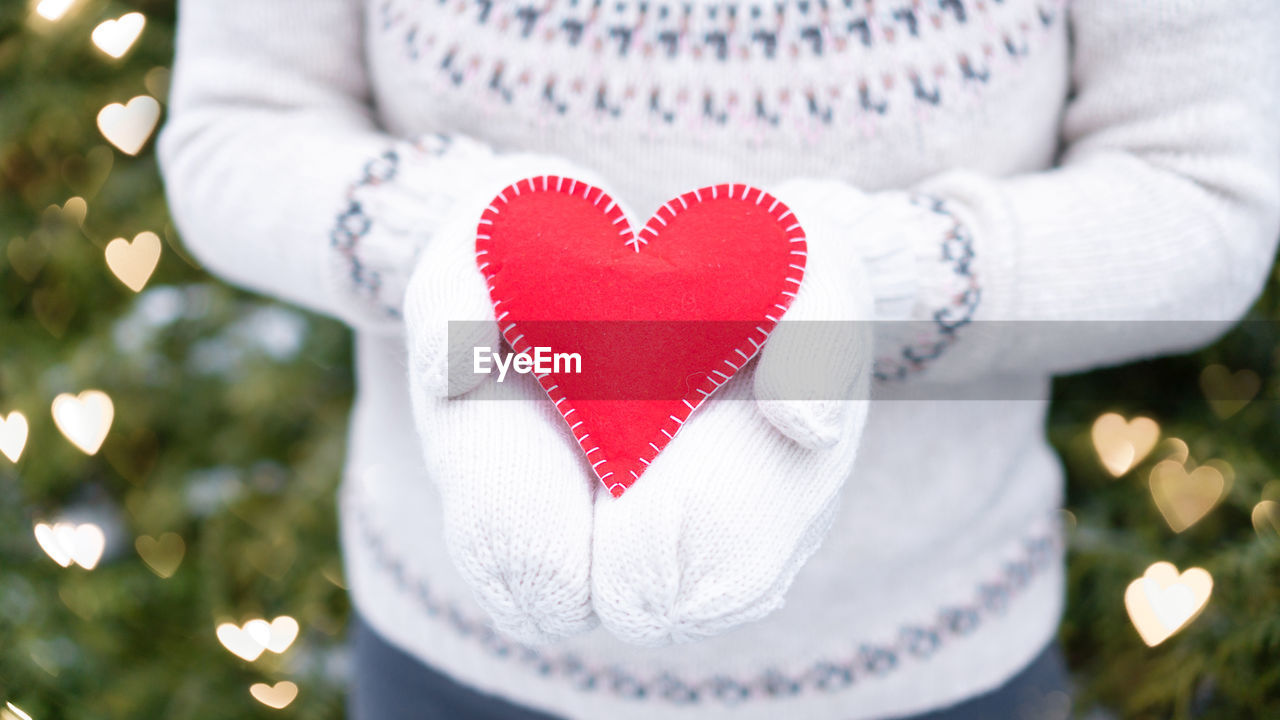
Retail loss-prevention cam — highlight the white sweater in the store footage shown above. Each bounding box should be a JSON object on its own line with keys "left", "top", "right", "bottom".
{"left": 159, "top": 1, "right": 1280, "bottom": 718}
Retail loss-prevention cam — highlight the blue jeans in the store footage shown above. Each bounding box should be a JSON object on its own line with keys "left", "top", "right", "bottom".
{"left": 349, "top": 614, "right": 1071, "bottom": 720}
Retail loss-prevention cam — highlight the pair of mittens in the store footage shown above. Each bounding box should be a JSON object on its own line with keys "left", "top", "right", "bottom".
{"left": 404, "top": 172, "right": 876, "bottom": 646}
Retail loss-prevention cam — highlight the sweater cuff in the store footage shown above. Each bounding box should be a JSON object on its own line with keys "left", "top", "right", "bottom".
{"left": 908, "top": 169, "right": 1020, "bottom": 383}
{"left": 771, "top": 178, "right": 984, "bottom": 383}
{"left": 327, "top": 134, "right": 497, "bottom": 332}
{"left": 865, "top": 193, "right": 983, "bottom": 382}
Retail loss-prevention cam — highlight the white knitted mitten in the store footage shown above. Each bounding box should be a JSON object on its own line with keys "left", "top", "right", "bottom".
{"left": 589, "top": 179, "right": 881, "bottom": 646}
{"left": 403, "top": 155, "right": 617, "bottom": 645}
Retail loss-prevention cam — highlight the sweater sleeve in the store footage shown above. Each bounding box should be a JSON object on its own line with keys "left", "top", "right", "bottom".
{"left": 158, "top": 0, "right": 496, "bottom": 332}
{"left": 865, "top": 0, "right": 1280, "bottom": 383}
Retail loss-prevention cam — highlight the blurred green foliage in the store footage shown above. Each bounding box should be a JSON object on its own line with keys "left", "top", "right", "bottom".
{"left": 1, "top": 1, "right": 1277, "bottom": 719}
{"left": 2, "top": 2, "right": 351, "bottom": 718}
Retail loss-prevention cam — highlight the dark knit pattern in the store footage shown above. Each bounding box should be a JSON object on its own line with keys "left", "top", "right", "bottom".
{"left": 376, "top": 0, "right": 1064, "bottom": 126}
{"left": 330, "top": 134, "right": 455, "bottom": 319}
{"left": 875, "top": 194, "right": 981, "bottom": 381}
{"left": 347, "top": 485, "right": 1061, "bottom": 706}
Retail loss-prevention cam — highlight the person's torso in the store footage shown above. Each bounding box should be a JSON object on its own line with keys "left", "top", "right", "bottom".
{"left": 345, "top": 2, "right": 1073, "bottom": 718}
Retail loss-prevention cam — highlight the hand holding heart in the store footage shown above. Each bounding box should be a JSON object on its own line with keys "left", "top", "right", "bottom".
{"left": 592, "top": 180, "right": 873, "bottom": 645}
{"left": 405, "top": 167, "right": 874, "bottom": 645}
{"left": 406, "top": 155, "right": 610, "bottom": 645}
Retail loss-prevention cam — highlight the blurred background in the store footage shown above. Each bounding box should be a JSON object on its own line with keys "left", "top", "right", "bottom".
{"left": 1, "top": 1, "right": 1277, "bottom": 718}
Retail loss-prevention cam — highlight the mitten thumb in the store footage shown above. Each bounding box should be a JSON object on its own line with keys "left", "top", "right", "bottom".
{"left": 404, "top": 195, "right": 502, "bottom": 398}
{"left": 754, "top": 179, "right": 875, "bottom": 449}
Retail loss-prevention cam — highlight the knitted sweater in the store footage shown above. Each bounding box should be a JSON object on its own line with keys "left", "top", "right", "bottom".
{"left": 159, "top": 1, "right": 1280, "bottom": 718}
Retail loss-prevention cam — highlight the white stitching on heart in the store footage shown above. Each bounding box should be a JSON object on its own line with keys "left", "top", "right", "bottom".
{"left": 475, "top": 177, "right": 806, "bottom": 496}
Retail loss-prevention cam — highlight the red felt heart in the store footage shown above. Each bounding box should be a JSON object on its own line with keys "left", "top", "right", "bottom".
{"left": 476, "top": 177, "right": 805, "bottom": 497}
